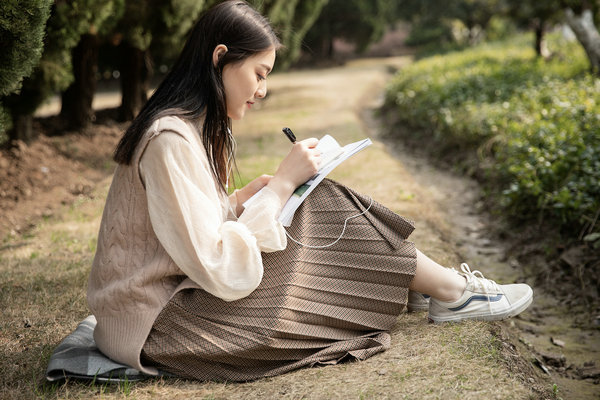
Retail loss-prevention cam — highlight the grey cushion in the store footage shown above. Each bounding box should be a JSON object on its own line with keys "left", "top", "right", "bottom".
{"left": 46, "top": 316, "right": 153, "bottom": 383}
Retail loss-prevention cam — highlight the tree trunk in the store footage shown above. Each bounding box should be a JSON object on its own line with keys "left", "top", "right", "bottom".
{"left": 8, "top": 113, "right": 33, "bottom": 143}
{"left": 533, "top": 18, "right": 551, "bottom": 58}
{"left": 324, "top": 35, "right": 334, "bottom": 59}
{"left": 118, "top": 42, "right": 152, "bottom": 121}
{"left": 534, "top": 21, "right": 544, "bottom": 57}
{"left": 60, "top": 33, "right": 99, "bottom": 130}
{"left": 564, "top": 7, "right": 600, "bottom": 74}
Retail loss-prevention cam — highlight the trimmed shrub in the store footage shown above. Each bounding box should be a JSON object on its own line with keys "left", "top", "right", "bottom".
{"left": 0, "top": 0, "right": 52, "bottom": 140}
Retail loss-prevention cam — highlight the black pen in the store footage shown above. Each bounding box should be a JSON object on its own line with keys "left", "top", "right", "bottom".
{"left": 282, "top": 127, "right": 296, "bottom": 143}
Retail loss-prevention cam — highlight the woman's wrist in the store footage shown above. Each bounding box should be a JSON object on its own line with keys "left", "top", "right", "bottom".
{"left": 266, "top": 176, "right": 296, "bottom": 207}
{"left": 231, "top": 190, "right": 244, "bottom": 217}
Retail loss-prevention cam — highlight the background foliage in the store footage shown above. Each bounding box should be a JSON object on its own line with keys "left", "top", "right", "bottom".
{"left": 0, "top": 0, "right": 53, "bottom": 135}
{"left": 303, "top": 0, "right": 396, "bottom": 59}
{"left": 0, "top": 0, "right": 330, "bottom": 142}
{"left": 2, "top": 0, "right": 124, "bottom": 140}
{"left": 1, "top": 1, "right": 600, "bottom": 247}
{"left": 2, "top": 0, "right": 600, "bottom": 144}
{"left": 384, "top": 32, "right": 600, "bottom": 240}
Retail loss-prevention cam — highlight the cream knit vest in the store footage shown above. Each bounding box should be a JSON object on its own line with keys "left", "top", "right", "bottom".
{"left": 87, "top": 117, "right": 208, "bottom": 374}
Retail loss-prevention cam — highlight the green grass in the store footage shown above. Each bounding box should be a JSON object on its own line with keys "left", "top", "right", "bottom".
{"left": 384, "top": 32, "right": 600, "bottom": 240}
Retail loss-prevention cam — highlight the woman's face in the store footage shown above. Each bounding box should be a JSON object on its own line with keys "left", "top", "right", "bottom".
{"left": 221, "top": 49, "right": 276, "bottom": 120}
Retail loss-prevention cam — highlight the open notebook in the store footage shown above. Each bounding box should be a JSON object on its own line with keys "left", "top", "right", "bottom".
{"left": 244, "top": 134, "right": 372, "bottom": 226}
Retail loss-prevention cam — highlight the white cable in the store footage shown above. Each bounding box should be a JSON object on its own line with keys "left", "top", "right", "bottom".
{"left": 225, "top": 128, "right": 236, "bottom": 193}
{"left": 284, "top": 197, "right": 374, "bottom": 249}
{"left": 225, "top": 129, "right": 239, "bottom": 218}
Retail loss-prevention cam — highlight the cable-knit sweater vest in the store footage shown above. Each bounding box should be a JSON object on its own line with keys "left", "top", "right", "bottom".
{"left": 87, "top": 117, "right": 215, "bottom": 374}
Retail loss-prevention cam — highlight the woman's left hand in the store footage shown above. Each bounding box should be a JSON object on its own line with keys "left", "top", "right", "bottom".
{"left": 233, "top": 174, "right": 272, "bottom": 216}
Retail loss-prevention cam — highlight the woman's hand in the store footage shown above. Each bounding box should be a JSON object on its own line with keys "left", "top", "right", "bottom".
{"left": 267, "top": 138, "right": 321, "bottom": 206}
{"left": 234, "top": 174, "right": 272, "bottom": 216}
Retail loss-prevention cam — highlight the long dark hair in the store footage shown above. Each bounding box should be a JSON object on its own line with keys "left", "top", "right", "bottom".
{"left": 113, "top": 0, "right": 281, "bottom": 190}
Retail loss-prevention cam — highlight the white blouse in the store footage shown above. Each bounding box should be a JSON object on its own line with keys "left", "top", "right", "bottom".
{"left": 139, "top": 128, "right": 287, "bottom": 302}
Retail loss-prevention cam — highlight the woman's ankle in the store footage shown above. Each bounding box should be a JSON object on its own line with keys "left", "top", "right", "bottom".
{"left": 433, "top": 275, "right": 466, "bottom": 303}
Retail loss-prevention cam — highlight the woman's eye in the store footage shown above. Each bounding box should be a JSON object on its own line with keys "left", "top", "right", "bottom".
{"left": 257, "top": 74, "right": 266, "bottom": 81}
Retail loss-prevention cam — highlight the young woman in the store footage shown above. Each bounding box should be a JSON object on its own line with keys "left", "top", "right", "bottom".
{"left": 87, "top": 0, "right": 533, "bottom": 381}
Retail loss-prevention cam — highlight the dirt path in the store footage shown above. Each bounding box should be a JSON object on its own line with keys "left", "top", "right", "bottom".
{"left": 357, "top": 59, "right": 600, "bottom": 399}
{"left": 1, "top": 56, "right": 597, "bottom": 399}
{"left": 360, "top": 62, "right": 600, "bottom": 399}
{"left": 376, "top": 135, "right": 600, "bottom": 400}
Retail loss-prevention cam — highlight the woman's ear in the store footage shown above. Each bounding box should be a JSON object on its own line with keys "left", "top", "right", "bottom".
{"left": 212, "top": 44, "right": 229, "bottom": 67}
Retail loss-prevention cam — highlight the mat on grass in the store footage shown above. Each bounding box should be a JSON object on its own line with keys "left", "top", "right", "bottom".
{"left": 46, "top": 315, "right": 156, "bottom": 383}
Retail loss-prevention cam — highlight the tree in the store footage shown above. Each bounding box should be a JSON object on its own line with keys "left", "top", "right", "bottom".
{"left": 563, "top": 1, "right": 600, "bottom": 74}
{"left": 506, "top": 0, "right": 563, "bottom": 57}
{"left": 114, "top": 0, "right": 327, "bottom": 121}
{"left": 4, "top": 0, "right": 123, "bottom": 142}
{"left": 393, "top": 0, "right": 505, "bottom": 49}
{"left": 0, "top": 0, "right": 52, "bottom": 144}
{"left": 506, "top": 0, "right": 600, "bottom": 72}
{"left": 114, "top": 0, "right": 206, "bottom": 121}
{"left": 3, "top": 0, "right": 329, "bottom": 141}
{"left": 253, "top": 0, "right": 330, "bottom": 69}
{"left": 451, "top": 0, "right": 507, "bottom": 44}
{"left": 60, "top": 0, "right": 125, "bottom": 130}
{"left": 394, "top": 0, "right": 455, "bottom": 48}
{"left": 303, "top": 0, "right": 395, "bottom": 60}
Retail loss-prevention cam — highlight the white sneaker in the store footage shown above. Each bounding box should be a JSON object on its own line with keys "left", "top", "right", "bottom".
{"left": 428, "top": 263, "right": 533, "bottom": 323}
{"left": 407, "top": 291, "right": 430, "bottom": 312}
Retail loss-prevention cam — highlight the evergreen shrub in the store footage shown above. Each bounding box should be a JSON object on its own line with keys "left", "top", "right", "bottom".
{"left": 0, "top": 0, "right": 52, "bottom": 140}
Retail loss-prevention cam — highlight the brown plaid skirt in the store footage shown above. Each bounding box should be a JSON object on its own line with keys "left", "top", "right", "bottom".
{"left": 141, "top": 179, "right": 417, "bottom": 381}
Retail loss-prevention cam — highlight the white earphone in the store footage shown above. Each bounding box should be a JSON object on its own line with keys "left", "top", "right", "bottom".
{"left": 284, "top": 197, "right": 373, "bottom": 249}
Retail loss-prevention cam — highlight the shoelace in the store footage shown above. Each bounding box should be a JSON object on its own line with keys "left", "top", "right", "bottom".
{"left": 458, "top": 263, "right": 500, "bottom": 315}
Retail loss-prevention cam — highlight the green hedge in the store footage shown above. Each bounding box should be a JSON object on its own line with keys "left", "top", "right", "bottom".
{"left": 384, "top": 33, "right": 600, "bottom": 238}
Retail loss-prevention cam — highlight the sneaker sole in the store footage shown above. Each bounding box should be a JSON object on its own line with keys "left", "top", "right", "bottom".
{"left": 428, "top": 288, "right": 533, "bottom": 324}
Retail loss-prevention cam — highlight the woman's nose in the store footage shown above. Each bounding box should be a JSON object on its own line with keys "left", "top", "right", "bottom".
{"left": 255, "top": 80, "right": 267, "bottom": 98}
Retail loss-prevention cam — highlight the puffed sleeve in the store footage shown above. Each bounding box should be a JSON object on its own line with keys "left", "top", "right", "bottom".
{"left": 139, "top": 131, "right": 287, "bottom": 301}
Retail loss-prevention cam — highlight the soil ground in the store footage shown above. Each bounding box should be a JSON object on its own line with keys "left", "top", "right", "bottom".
{"left": 0, "top": 55, "right": 598, "bottom": 399}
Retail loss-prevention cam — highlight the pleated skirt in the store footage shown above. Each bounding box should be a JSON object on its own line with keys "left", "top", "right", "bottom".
{"left": 141, "top": 179, "right": 417, "bottom": 381}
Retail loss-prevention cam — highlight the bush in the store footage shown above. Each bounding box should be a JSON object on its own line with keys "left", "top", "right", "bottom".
{"left": 0, "top": 0, "right": 52, "bottom": 142}
{"left": 384, "top": 32, "right": 600, "bottom": 238}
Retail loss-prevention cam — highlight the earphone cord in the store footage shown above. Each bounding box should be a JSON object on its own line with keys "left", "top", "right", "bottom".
{"left": 284, "top": 197, "right": 374, "bottom": 249}
{"left": 225, "top": 128, "right": 236, "bottom": 193}
{"left": 226, "top": 125, "right": 373, "bottom": 245}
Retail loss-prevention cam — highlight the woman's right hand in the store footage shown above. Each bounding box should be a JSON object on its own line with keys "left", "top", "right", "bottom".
{"left": 267, "top": 138, "right": 321, "bottom": 206}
